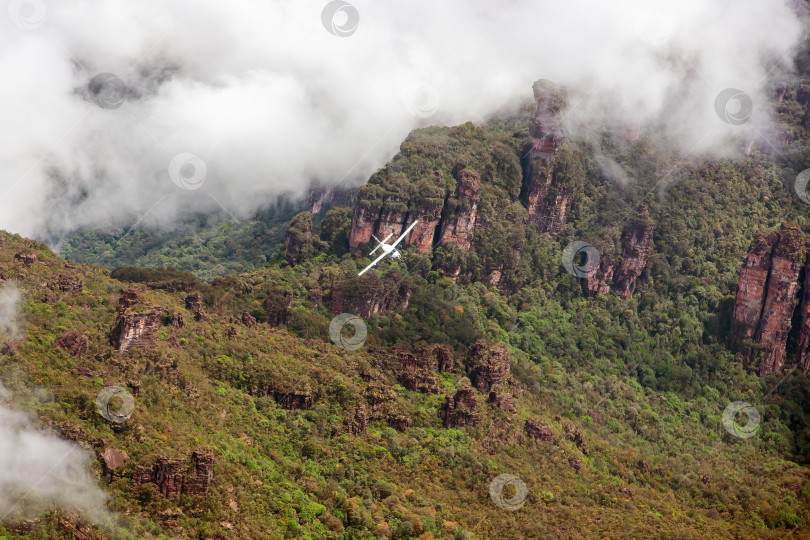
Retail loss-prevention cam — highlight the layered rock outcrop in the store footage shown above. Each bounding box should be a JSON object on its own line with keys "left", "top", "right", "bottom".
{"left": 584, "top": 205, "right": 654, "bottom": 300}
{"left": 274, "top": 388, "right": 314, "bottom": 410}
{"left": 525, "top": 419, "right": 555, "bottom": 442}
{"left": 796, "top": 256, "right": 810, "bottom": 373}
{"left": 385, "top": 348, "right": 441, "bottom": 394}
{"left": 54, "top": 330, "right": 89, "bottom": 356}
{"left": 465, "top": 340, "right": 511, "bottom": 392}
{"left": 185, "top": 293, "right": 206, "bottom": 322}
{"left": 346, "top": 402, "right": 368, "bottom": 435}
{"left": 437, "top": 168, "right": 480, "bottom": 251}
{"left": 528, "top": 80, "right": 566, "bottom": 158}
{"left": 327, "top": 270, "right": 410, "bottom": 318}
{"left": 110, "top": 289, "right": 162, "bottom": 353}
{"left": 14, "top": 253, "right": 37, "bottom": 265}
{"left": 348, "top": 167, "right": 475, "bottom": 259}
{"left": 381, "top": 344, "right": 453, "bottom": 394}
{"left": 346, "top": 79, "right": 576, "bottom": 284}
{"left": 439, "top": 386, "right": 479, "bottom": 428}
{"left": 523, "top": 80, "right": 575, "bottom": 235}
{"left": 731, "top": 223, "right": 809, "bottom": 375}
{"left": 134, "top": 448, "right": 214, "bottom": 498}
{"left": 487, "top": 391, "right": 514, "bottom": 411}
{"left": 101, "top": 447, "right": 129, "bottom": 477}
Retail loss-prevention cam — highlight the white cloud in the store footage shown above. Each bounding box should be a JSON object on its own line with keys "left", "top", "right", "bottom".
{"left": 0, "top": 396, "right": 111, "bottom": 525}
{"left": 0, "top": 282, "right": 22, "bottom": 340}
{"left": 0, "top": 0, "right": 803, "bottom": 237}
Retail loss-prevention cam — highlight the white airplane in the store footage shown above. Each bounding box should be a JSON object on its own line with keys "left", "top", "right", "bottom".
{"left": 358, "top": 220, "right": 419, "bottom": 276}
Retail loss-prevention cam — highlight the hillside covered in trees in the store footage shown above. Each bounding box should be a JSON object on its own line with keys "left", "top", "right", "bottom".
{"left": 2, "top": 73, "right": 809, "bottom": 538}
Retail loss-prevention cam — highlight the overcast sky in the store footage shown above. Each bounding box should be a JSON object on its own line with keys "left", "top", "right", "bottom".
{"left": 0, "top": 0, "right": 805, "bottom": 238}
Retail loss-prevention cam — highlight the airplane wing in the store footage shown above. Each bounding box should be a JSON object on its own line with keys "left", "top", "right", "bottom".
{"left": 389, "top": 220, "right": 419, "bottom": 249}
{"left": 358, "top": 249, "right": 390, "bottom": 276}
{"left": 369, "top": 233, "right": 393, "bottom": 256}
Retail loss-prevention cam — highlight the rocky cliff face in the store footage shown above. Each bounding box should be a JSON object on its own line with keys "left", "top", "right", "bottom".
{"left": 525, "top": 419, "right": 555, "bottom": 442}
{"left": 110, "top": 289, "right": 162, "bottom": 353}
{"left": 528, "top": 80, "right": 566, "bottom": 159}
{"left": 796, "top": 256, "right": 810, "bottom": 373}
{"left": 346, "top": 79, "right": 577, "bottom": 284}
{"left": 54, "top": 329, "right": 89, "bottom": 356}
{"left": 523, "top": 79, "right": 573, "bottom": 235}
{"left": 348, "top": 201, "right": 382, "bottom": 251}
{"left": 384, "top": 348, "right": 442, "bottom": 394}
{"left": 731, "top": 223, "right": 808, "bottom": 375}
{"left": 465, "top": 340, "right": 511, "bottom": 392}
{"left": 134, "top": 448, "right": 214, "bottom": 498}
{"left": 327, "top": 270, "right": 411, "bottom": 318}
{"left": 797, "top": 85, "right": 810, "bottom": 131}
{"left": 754, "top": 225, "right": 804, "bottom": 375}
{"left": 408, "top": 172, "right": 447, "bottom": 253}
{"left": 731, "top": 231, "right": 777, "bottom": 344}
{"left": 439, "top": 385, "right": 479, "bottom": 428}
{"left": 348, "top": 166, "right": 476, "bottom": 259}
{"left": 584, "top": 205, "right": 654, "bottom": 300}
{"left": 437, "top": 168, "right": 480, "bottom": 251}
{"left": 612, "top": 207, "right": 655, "bottom": 300}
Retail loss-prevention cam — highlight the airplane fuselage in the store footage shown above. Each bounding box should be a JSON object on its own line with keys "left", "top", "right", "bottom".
{"left": 357, "top": 220, "right": 418, "bottom": 276}
{"left": 381, "top": 244, "right": 400, "bottom": 257}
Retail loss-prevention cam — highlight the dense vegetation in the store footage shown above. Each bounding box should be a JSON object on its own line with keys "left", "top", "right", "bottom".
{"left": 5, "top": 83, "right": 810, "bottom": 538}
{"left": 58, "top": 200, "right": 305, "bottom": 283}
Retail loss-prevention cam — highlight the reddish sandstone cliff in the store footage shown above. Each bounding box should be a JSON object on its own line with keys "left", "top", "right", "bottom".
{"left": 134, "top": 448, "right": 214, "bottom": 498}
{"left": 110, "top": 289, "right": 162, "bottom": 353}
{"left": 344, "top": 79, "right": 581, "bottom": 288}
{"left": 349, "top": 200, "right": 381, "bottom": 250}
{"left": 328, "top": 270, "right": 411, "bottom": 318}
{"left": 523, "top": 79, "right": 573, "bottom": 235}
{"left": 583, "top": 206, "right": 654, "bottom": 300}
{"left": 528, "top": 79, "right": 566, "bottom": 159}
{"left": 437, "top": 168, "right": 480, "bottom": 251}
{"left": 796, "top": 255, "right": 810, "bottom": 373}
{"left": 439, "top": 385, "right": 479, "bottom": 428}
{"left": 731, "top": 224, "right": 807, "bottom": 375}
{"left": 612, "top": 206, "right": 655, "bottom": 300}
{"left": 754, "top": 225, "right": 805, "bottom": 375}
{"left": 465, "top": 340, "right": 511, "bottom": 393}
{"left": 730, "top": 231, "right": 778, "bottom": 344}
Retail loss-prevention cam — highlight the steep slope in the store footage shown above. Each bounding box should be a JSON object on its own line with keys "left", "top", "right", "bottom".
{"left": 11, "top": 74, "right": 810, "bottom": 538}
{"left": 1, "top": 222, "right": 809, "bottom": 539}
